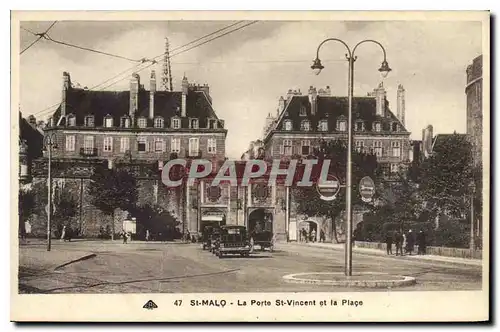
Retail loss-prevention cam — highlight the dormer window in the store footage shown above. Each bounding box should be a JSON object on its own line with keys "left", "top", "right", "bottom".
{"left": 154, "top": 116, "right": 164, "bottom": 128}
{"left": 318, "top": 120, "right": 328, "bottom": 132}
{"left": 283, "top": 120, "right": 292, "bottom": 131}
{"left": 392, "top": 122, "right": 398, "bottom": 132}
{"left": 171, "top": 117, "right": 181, "bottom": 129}
{"left": 355, "top": 121, "right": 364, "bottom": 131}
{"left": 337, "top": 120, "right": 347, "bottom": 132}
{"left": 374, "top": 122, "right": 381, "bottom": 132}
{"left": 67, "top": 114, "right": 76, "bottom": 127}
{"left": 104, "top": 114, "right": 113, "bottom": 128}
{"left": 300, "top": 120, "right": 310, "bottom": 131}
{"left": 190, "top": 118, "right": 199, "bottom": 129}
{"left": 299, "top": 105, "right": 307, "bottom": 117}
{"left": 84, "top": 115, "right": 94, "bottom": 127}
{"left": 208, "top": 119, "right": 217, "bottom": 129}
{"left": 120, "top": 116, "right": 131, "bottom": 128}
{"left": 137, "top": 117, "right": 147, "bottom": 128}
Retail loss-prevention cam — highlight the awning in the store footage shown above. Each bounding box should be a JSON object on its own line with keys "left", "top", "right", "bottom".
{"left": 201, "top": 215, "right": 224, "bottom": 222}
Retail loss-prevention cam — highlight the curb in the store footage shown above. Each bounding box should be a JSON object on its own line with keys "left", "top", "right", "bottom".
{"left": 282, "top": 272, "right": 416, "bottom": 288}
{"left": 291, "top": 243, "right": 482, "bottom": 267}
{"left": 54, "top": 253, "right": 97, "bottom": 270}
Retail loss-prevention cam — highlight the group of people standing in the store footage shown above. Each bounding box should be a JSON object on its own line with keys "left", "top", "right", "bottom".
{"left": 299, "top": 228, "right": 326, "bottom": 243}
{"left": 385, "top": 229, "right": 427, "bottom": 256}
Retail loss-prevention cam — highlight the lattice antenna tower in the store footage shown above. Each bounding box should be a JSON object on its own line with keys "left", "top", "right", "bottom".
{"left": 162, "top": 37, "right": 174, "bottom": 91}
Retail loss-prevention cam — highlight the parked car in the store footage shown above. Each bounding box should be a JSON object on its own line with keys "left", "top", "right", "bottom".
{"left": 251, "top": 230, "right": 274, "bottom": 252}
{"left": 213, "top": 225, "right": 251, "bottom": 258}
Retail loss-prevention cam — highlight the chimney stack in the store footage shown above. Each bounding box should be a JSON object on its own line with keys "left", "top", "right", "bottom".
{"left": 373, "top": 82, "right": 386, "bottom": 116}
{"left": 278, "top": 96, "right": 285, "bottom": 115}
{"left": 130, "top": 73, "right": 140, "bottom": 120}
{"left": 181, "top": 75, "right": 188, "bottom": 117}
{"left": 308, "top": 86, "right": 318, "bottom": 115}
{"left": 149, "top": 70, "right": 156, "bottom": 120}
{"left": 422, "top": 125, "right": 434, "bottom": 158}
{"left": 397, "top": 84, "right": 406, "bottom": 126}
{"left": 61, "top": 72, "right": 71, "bottom": 118}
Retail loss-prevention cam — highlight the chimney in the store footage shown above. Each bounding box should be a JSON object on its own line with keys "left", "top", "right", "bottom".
{"left": 130, "top": 73, "right": 140, "bottom": 120}
{"left": 181, "top": 75, "right": 188, "bottom": 117}
{"left": 373, "top": 82, "right": 386, "bottom": 116}
{"left": 278, "top": 96, "right": 285, "bottom": 114}
{"left": 422, "top": 125, "right": 434, "bottom": 158}
{"left": 149, "top": 70, "right": 156, "bottom": 120}
{"left": 397, "top": 84, "right": 406, "bottom": 126}
{"left": 286, "top": 89, "right": 294, "bottom": 100}
{"left": 61, "top": 72, "right": 71, "bottom": 118}
{"left": 308, "top": 86, "right": 317, "bottom": 115}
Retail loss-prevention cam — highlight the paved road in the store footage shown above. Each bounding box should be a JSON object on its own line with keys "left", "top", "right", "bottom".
{"left": 18, "top": 241, "right": 482, "bottom": 293}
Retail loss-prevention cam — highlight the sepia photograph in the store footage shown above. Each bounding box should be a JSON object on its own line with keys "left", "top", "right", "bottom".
{"left": 11, "top": 10, "right": 489, "bottom": 322}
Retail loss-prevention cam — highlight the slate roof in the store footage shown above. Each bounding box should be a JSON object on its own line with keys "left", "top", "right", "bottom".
{"left": 51, "top": 86, "right": 220, "bottom": 128}
{"left": 266, "top": 94, "right": 408, "bottom": 140}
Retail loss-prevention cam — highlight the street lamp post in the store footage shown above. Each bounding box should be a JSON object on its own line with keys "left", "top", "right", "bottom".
{"left": 311, "top": 38, "right": 391, "bottom": 276}
{"left": 469, "top": 181, "right": 476, "bottom": 252}
{"left": 43, "top": 132, "right": 58, "bottom": 251}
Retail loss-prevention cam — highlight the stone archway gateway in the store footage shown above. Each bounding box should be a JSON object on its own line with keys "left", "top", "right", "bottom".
{"left": 298, "top": 219, "right": 320, "bottom": 242}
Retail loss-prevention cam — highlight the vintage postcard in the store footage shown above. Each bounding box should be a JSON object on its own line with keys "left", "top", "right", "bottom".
{"left": 11, "top": 10, "right": 490, "bottom": 322}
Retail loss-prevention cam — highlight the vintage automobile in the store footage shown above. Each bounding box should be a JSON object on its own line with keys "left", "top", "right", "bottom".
{"left": 251, "top": 230, "right": 274, "bottom": 252}
{"left": 213, "top": 225, "right": 251, "bottom": 258}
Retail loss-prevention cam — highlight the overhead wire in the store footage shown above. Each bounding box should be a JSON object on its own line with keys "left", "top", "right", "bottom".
{"left": 20, "top": 21, "right": 57, "bottom": 55}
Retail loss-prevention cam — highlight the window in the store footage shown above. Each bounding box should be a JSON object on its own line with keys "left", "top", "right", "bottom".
{"left": 391, "top": 163, "right": 399, "bottom": 173}
{"left": 84, "top": 115, "right": 94, "bottom": 127}
{"left": 154, "top": 117, "right": 164, "bottom": 128}
{"left": 381, "top": 163, "right": 390, "bottom": 175}
{"left": 121, "top": 116, "right": 131, "bottom": 128}
{"left": 171, "top": 138, "right": 181, "bottom": 153}
{"left": 208, "top": 138, "right": 217, "bottom": 154}
{"left": 171, "top": 117, "right": 180, "bottom": 129}
{"left": 392, "top": 122, "right": 398, "bottom": 132}
{"left": 374, "top": 141, "right": 383, "bottom": 157}
{"left": 392, "top": 141, "right": 401, "bottom": 158}
{"left": 283, "top": 120, "right": 292, "bottom": 131}
{"left": 300, "top": 120, "right": 310, "bottom": 131}
{"left": 281, "top": 139, "right": 292, "bottom": 156}
{"left": 120, "top": 137, "right": 130, "bottom": 153}
{"left": 189, "top": 138, "right": 200, "bottom": 156}
{"left": 356, "top": 121, "right": 364, "bottom": 131}
{"left": 67, "top": 115, "right": 76, "bottom": 127}
{"left": 190, "top": 118, "right": 199, "bottom": 129}
{"left": 301, "top": 140, "right": 311, "bottom": 155}
{"left": 318, "top": 120, "right": 328, "bottom": 132}
{"left": 337, "top": 120, "right": 347, "bottom": 132}
{"left": 355, "top": 141, "right": 365, "bottom": 153}
{"left": 104, "top": 115, "right": 113, "bottom": 128}
{"left": 209, "top": 119, "right": 217, "bottom": 129}
{"left": 103, "top": 137, "right": 113, "bottom": 152}
{"left": 83, "top": 136, "right": 94, "bottom": 152}
{"left": 154, "top": 138, "right": 165, "bottom": 152}
{"left": 137, "top": 138, "right": 147, "bottom": 152}
{"left": 299, "top": 105, "right": 307, "bottom": 117}
{"left": 65, "top": 135, "right": 75, "bottom": 151}
{"left": 374, "top": 122, "right": 381, "bottom": 132}
{"left": 138, "top": 117, "right": 147, "bottom": 128}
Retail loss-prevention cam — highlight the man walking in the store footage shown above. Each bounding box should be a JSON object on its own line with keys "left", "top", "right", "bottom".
{"left": 394, "top": 231, "right": 403, "bottom": 256}
{"left": 385, "top": 232, "right": 393, "bottom": 255}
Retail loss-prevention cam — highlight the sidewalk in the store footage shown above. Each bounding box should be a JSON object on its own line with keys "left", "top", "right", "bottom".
{"left": 284, "top": 241, "right": 483, "bottom": 267}
{"left": 19, "top": 246, "right": 96, "bottom": 271}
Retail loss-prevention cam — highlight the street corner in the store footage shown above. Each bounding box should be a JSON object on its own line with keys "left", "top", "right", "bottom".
{"left": 282, "top": 272, "right": 416, "bottom": 288}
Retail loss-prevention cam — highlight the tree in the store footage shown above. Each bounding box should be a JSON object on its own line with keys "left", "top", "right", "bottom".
{"left": 130, "top": 204, "right": 181, "bottom": 241}
{"left": 87, "top": 168, "right": 138, "bottom": 240}
{"left": 419, "top": 134, "right": 474, "bottom": 221}
{"left": 53, "top": 191, "right": 78, "bottom": 238}
{"left": 292, "top": 140, "right": 379, "bottom": 243}
{"left": 18, "top": 189, "right": 35, "bottom": 238}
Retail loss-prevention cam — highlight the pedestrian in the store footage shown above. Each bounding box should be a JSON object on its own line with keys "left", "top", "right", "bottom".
{"left": 402, "top": 232, "right": 407, "bottom": 254}
{"left": 311, "top": 229, "right": 317, "bottom": 243}
{"left": 122, "top": 230, "right": 128, "bottom": 244}
{"left": 406, "top": 229, "right": 415, "bottom": 255}
{"left": 302, "top": 228, "right": 308, "bottom": 243}
{"left": 385, "top": 232, "right": 393, "bottom": 255}
{"left": 394, "top": 231, "right": 403, "bottom": 256}
{"left": 320, "top": 229, "right": 325, "bottom": 243}
{"left": 145, "top": 229, "right": 150, "bottom": 241}
{"left": 417, "top": 230, "right": 426, "bottom": 255}
{"left": 60, "top": 225, "right": 66, "bottom": 241}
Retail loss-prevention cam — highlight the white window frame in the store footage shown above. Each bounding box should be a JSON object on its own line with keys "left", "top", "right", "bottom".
{"left": 172, "top": 117, "right": 181, "bottom": 129}
{"left": 355, "top": 141, "right": 365, "bottom": 153}
{"left": 104, "top": 116, "right": 113, "bottom": 128}
{"left": 374, "top": 122, "right": 381, "bottom": 132}
{"left": 190, "top": 118, "right": 199, "bottom": 129}
{"left": 189, "top": 137, "right": 200, "bottom": 156}
{"left": 171, "top": 138, "right": 181, "bottom": 153}
{"left": 355, "top": 121, "right": 364, "bottom": 132}
{"left": 103, "top": 137, "right": 113, "bottom": 152}
{"left": 154, "top": 138, "right": 165, "bottom": 152}
{"left": 337, "top": 120, "right": 347, "bottom": 132}
{"left": 301, "top": 140, "right": 311, "bottom": 155}
{"left": 137, "top": 137, "right": 147, "bottom": 152}
{"left": 67, "top": 115, "right": 76, "bottom": 127}
{"left": 138, "top": 117, "right": 147, "bottom": 128}
{"left": 392, "top": 141, "right": 401, "bottom": 158}
{"left": 83, "top": 136, "right": 94, "bottom": 152}
{"left": 318, "top": 120, "right": 328, "bottom": 132}
{"left": 154, "top": 117, "right": 164, "bottom": 128}
{"left": 120, "top": 137, "right": 130, "bottom": 153}
{"left": 65, "top": 135, "right": 75, "bottom": 151}
{"left": 301, "top": 120, "right": 310, "bottom": 131}
{"left": 121, "top": 116, "right": 131, "bottom": 128}
{"left": 283, "top": 139, "right": 292, "bottom": 156}
{"left": 374, "top": 141, "right": 383, "bottom": 157}
{"left": 84, "top": 115, "right": 94, "bottom": 127}
{"left": 283, "top": 120, "right": 292, "bottom": 131}
{"left": 208, "top": 138, "right": 217, "bottom": 154}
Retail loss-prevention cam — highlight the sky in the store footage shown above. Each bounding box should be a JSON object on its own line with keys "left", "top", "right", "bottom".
{"left": 19, "top": 20, "right": 483, "bottom": 159}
